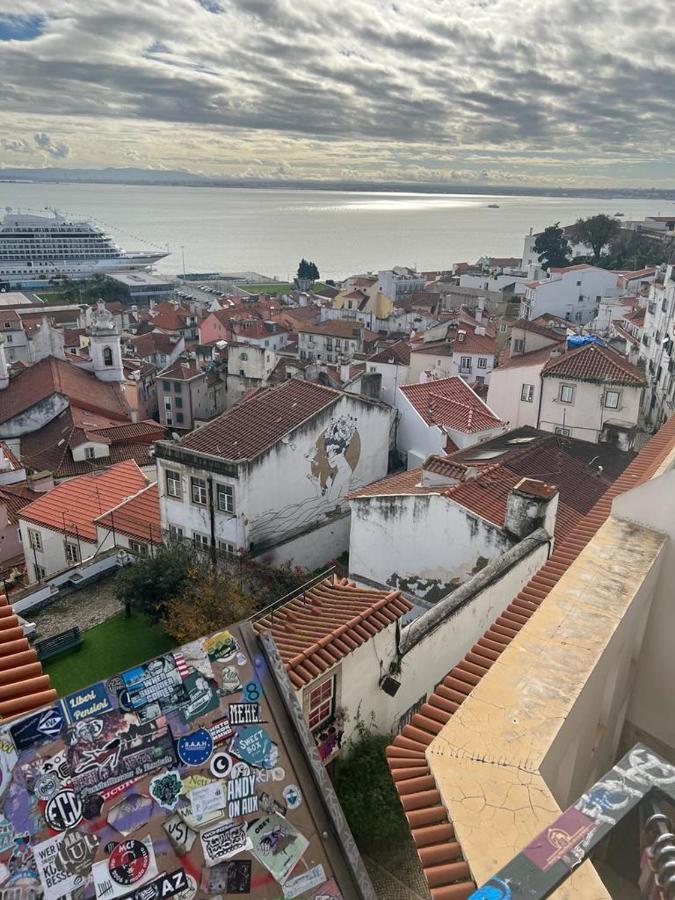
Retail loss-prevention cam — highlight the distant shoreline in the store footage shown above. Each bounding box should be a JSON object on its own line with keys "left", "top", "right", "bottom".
{"left": 1, "top": 171, "right": 674, "bottom": 202}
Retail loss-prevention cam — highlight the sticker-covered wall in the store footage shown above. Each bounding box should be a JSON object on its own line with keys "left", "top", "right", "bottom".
{"left": 0, "top": 622, "right": 360, "bottom": 900}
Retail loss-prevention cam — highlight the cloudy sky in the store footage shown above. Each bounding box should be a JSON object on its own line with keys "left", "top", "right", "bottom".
{"left": 1, "top": 0, "right": 674, "bottom": 187}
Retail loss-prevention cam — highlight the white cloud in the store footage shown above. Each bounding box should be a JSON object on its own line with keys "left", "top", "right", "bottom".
{"left": 34, "top": 131, "right": 70, "bottom": 158}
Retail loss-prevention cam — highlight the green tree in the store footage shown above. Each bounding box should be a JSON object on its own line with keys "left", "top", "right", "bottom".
{"left": 596, "top": 231, "right": 670, "bottom": 271}
{"left": 334, "top": 719, "right": 408, "bottom": 849}
{"left": 533, "top": 222, "right": 571, "bottom": 270}
{"left": 296, "top": 259, "right": 320, "bottom": 282}
{"left": 115, "top": 542, "right": 196, "bottom": 622}
{"left": 572, "top": 214, "right": 621, "bottom": 264}
{"left": 165, "top": 570, "right": 255, "bottom": 644}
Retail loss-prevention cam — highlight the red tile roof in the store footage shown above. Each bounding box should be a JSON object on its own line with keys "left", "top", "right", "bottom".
{"left": 497, "top": 342, "right": 565, "bottom": 370}
{"left": 510, "top": 318, "right": 566, "bottom": 340}
{"left": 0, "top": 593, "right": 56, "bottom": 719}
{"left": 611, "top": 320, "right": 640, "bottom": 348}
{"left": 399, "top": 378, "right": 504, "bottom": 434}
{"left": 347, "top": 467, "right": 440, "bottom": 499}
{"left": 179, "top": 379, "right": 341, "bottom": 461}
{"left": 19, "top": 459, "right": 148, "bottom": 541}
{"left": 298, "top": 320, "right": 364, "bottom": 339}
{"left": 0, "top": 356, "right": 130, "bottom": 425}
{"left": 95, "top": 482, "right": 160, "bottom": 543}
{"left": 411, "top": 340, "right": 454, "bottom": 358}
{"left": 159, "top": 359, "right": 202, "bottom": 380}
{"left": 386, "top": 415, "right": 675, "bottom": 900}
{"left": 0, "top": 483, "right": 39, "bottom": 524}
{"left": 127, "top": 331, "right": 179, "bottom": 359}
{"left": 451, "top": 329, "right": 496, "bottom": 356}
{"left": 541, "top": 342, "right": 646, "bottom": 386}
{"left": 369, "top": 340, "right": 412, "bottom": 366}
{"left": 253, "top": 576, "right": 413, "bottom": 688}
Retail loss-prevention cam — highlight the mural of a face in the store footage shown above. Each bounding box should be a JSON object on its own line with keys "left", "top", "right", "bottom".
{"left": 307, "top": 415, "right": 361, "bottom": 498}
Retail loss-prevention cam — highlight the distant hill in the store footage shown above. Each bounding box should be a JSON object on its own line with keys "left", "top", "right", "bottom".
{"left": 1, "top": 166, "right": 674, "bottom": 200}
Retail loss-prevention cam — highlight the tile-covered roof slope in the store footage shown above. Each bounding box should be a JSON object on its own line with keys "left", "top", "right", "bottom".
{"left": 95, "top": 482, "right": 161, "bottom": 543}
{"left": 399, "top": 378, "right": 504, "bottom": 434}
{"left": 0, "top": 483, "right": 39, "bottom": 524}
{"left": 0, "top": 356, "right": 130, "bottom": 425}
{"left": 542, "top": 342, "right": 646, "bottom": 386}
{"left": 386, "top": 415, "right": 675, "bottom": 900}
{"left": 19, "top": 459, "right": 148, "bottom": 540}
{"left": 179, "top": 379, "right": 341, "bottom": 461}
{"left": 0, "top": 620, "right": 366, "bottom": 897}
{"left": 0, "top": 592, "right": 55, "bottom": 719}
{"left": 254, "top": 576, "right": 413, "bottom": 688}
{"left": 367, "top": 341, "right": 409, "bottom": 366}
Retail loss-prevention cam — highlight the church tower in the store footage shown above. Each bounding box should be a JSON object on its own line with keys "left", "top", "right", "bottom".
{"left": 0, "top": 337, "right": 9, "bottom": 390}
{"left": 89, "top": 301, "right": 124, "bottom": 383}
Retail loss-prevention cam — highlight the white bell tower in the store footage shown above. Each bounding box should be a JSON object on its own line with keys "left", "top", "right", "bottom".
{"left": 89, "top": 301, "right": 124, "bottom": 383}
{"left": 0, "top": 337, "right": 9, "bottom": 390}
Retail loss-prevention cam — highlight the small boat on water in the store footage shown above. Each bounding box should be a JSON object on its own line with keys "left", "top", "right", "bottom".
{"left": 487, "top": 203, "right": 500, "bottom": 208}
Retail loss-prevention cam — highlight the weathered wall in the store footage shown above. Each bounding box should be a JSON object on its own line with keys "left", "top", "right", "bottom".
{"left": 18, "top": 520, "right": 98, "bottom": 582}
{"left": 486, "top": 360, "right": 542, "bottom": 429}
{"left": 396, "top": 392, "right": 445, "bottom": 469}
{"left": 349, "top": 493, "right": 514, "bottom": 602}
{"left": 0, "top": 393, "right": 69, "bottom": 439}
{"left": 253, "top": 511, "right": 351, "bottom": 571}
{"left": 539, "top": 378, "right": 642, "bottom": 443}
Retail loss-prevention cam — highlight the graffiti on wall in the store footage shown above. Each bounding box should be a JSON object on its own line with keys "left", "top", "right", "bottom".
{"left": 307, "top": 415, "right": 361, "bottom": 499}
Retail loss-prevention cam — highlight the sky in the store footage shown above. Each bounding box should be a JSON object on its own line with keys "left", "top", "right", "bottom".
{"left": 1, "top": 0, "right": 674, "bottom": 187}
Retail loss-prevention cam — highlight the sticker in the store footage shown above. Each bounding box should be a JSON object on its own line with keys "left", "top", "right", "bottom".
{"left": 122, "top": 656, "right": 188, "bottom": 713}
{"left": 44, "top": 789, "right": 83, "bottom": 831}
{"left": 33, "top": 772, "right": 60, "bottom": 802}
{"left": 180, "top": 773, "right": 211, "bottom": 795}
{"left": 68, "top": 712, "right": 176, "bottom": 800}
{"left": 177, "top": 872, "right": 198, "bottom": 900}
{"left": 248, "top": 813, "right": 310, "bottom": 884}
{"left": 180, "top": 639, "right": 215, "bottom": 679}
{"left": 93, "top": 844, "right": 157, "bottom": 900}
{"left": 203, "top": 630, "right": 238, "bottom": 662}
{"left": 164, "top": 815, "right": 197, "bottom": 854}
{"left": 20, "top": 747, "right": 70, "bottom": 802}
{"left": 200, "top": 822, "right": 252, "bottom": 867}
{"left": 236, "top": 653, "right": 247, "bottom": 666}
{"left": 210, "top": 751, "right": 233, "bottom": 779}
{"left": 229, "top": 703, "right": 263, "bottom": 726}
{"left": 227, "top": 773, "right": 258, "bottom": 818}
{"left": 149, "top": 770, "right": 183, "bottom": 811}
{"left": 283, "top": 864, "right": 327, "bottom": 899}
{"left": 121, "top": 868, "right": 190, "bottom": 900}
{"left": 243, "top": 680, "right": 262, "bottom": 703}
{"left": 258, "top": 791, "right": 287, "bottom": 817}
{"left": 231, "top": 761, "right": 251, "bottom": 778}
{"left": 313, "top": 878, "right": 343, "bottom": 899}
{"left": 10, "top": 707, "right": 64, "bottom": 750}
{"left": 108, "top": 837, "right": 156, "bottom": 886}
{"left": 33, "top": 832, "right": 85, "bottom": 900}
{"left": 108, "top": 793, "right": 154, "bottom": 835}
{"left": 177, "top": 728, "right": 213, "bottom": 766}
{"left": 0, "top": 863, "right": 7, "bottom": 886}
{"left": 179, "top": 672, "right": 220, "bottom": 724}
{"left": 0, "top": 816, "right": 15, "bottom": 855}
{"left": 209, "top": 716, "right": 234, "bottom": 746}
{"left": 230, "top": 726, "right": 278, "bottom": 769}
{"left": 0, "top": 731, "right": 17, "bottom": 800}
{"left": 221, "top": 667, "right": 241, "bottom": 695}
{"left": 63, "top": 682, "right": 114, "bottom": 723}
{"left": 190, "top": 781, "right": 226, "bottom": 817}
{"left": 202, "top": 859, "right": 252, "bottom": 893}
{"left": 82, "top": 794, "right": 105, "bottom": 820}
{"left": 283, "top": 784, "right": 302, "bottom": 810}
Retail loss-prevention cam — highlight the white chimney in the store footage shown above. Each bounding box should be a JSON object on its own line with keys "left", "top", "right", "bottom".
{"left": 505, "top": 479, "right": 559, "bottom": 540}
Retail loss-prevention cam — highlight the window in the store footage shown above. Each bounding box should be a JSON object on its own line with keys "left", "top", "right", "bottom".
{"left": 555, "top": 426, "right": 571, "bottom": 436}
{"left": 576, "top": 280, "right": 582, "bottom": 286}
{"left": 308, "top": 676, "right": 335, "bottom": 730}
{"left": 166, "top": 415, "right": 173, "bottom": 426}
{"left": 604, "top": 390, "right": 620, "bottom": 409}
{"left": 521, "top": 384, "right": 534, "bottom": 402}
{"left": 34, "top": 564, "right": 46, "bottom": 581}
{"left": 218, "top": 540, "right": 238, "bottom": 558}
{"left": 166, "top": 469, "right": 182, "bottom": 498}
{"left": 578, "top": 295, "right": 584, "bottom": 303}
{"left": 174, "top": 397, "right": 183, "bottom": 409}
{"left": 193, "top": 532, "right": 210, "bottom": 551}
{"left": 477, "top": 357, "right": 487, "bottom": 369}
{"left": 103, "top": 346, "right": 113, "bottom": 366}
{"left": 163, "top": 380, "right": 171, "bottom": 390}
{"left": 460, "top": 356, "right": 471, "bottom": 369}
{"left": 559, "top": 384, "right": 575, "bottom": 404}
{"left": 240, "top": 353, "right": 248, "bottom": 361}
{"left": 176, "top": 413, "right": 184, "bottom": 424}
{"left": 169, "top": 524, "right": 184, "bottom": 542}
{"left": 5, "top": 334, "right": 11, "bottom": 343}
{"left": 3, "top": 322, "right": 9, "bottom": 329}
{"left": 335, "top": 339, "right": 341, "bottom": 349}
{"left": 575, "top": 312, "right": 583, "bottom": 322}
{"left": 65, "top": 542, "right": 80, "bottom": 564}
{"left": 191, "top": 477, "right": 208, "bottom": 506}
{"left": 174, "top": 382, "right": 182, "bottom": 394}
{"left": 28, "top": 529, "right": 43, "bottom": 552}
{"left": 217, "top": 483, "right": 235, "bottom": 514}
{"left": 164, "top": 398, "right": 172, "bottom": 410}
{"left": 513, "top": 339, "right": 525, "bottom": 353}
{"left": 129, "top": 540, "right": 149, "bottom": 557}
{"left": 85, "top": 446, "right": 95, "bottom": 460}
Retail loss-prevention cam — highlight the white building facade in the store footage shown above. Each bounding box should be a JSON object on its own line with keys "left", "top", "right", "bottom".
{"left": 520, "top": 265, "right": 622, "bottom": 325}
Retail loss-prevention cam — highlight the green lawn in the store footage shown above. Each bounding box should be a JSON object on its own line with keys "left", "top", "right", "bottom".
{"left": 43, "top": 613, "right": 177, "bottom": 697}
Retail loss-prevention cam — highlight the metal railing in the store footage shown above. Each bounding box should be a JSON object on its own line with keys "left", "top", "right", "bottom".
{"left": 249, "top": 565, "right": 336, "bottom": 625}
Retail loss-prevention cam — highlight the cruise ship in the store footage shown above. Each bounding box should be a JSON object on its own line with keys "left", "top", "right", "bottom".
{"left": 0, "top": 209, "right": 168, "bottom": 287}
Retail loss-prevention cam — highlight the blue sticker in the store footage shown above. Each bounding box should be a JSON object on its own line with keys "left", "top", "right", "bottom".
{"left": 243, "top": 680, "right": 262, "bottom": 703}
{"left": 177, "top": 728, "right": 213, "bottom": 766}
{"left": 10, "top": 707, "right": 64, "bottom": 750}
{"left": 63, "top": 682, "right": 113, "bottom": 723}
{"left": 230, "top": 726, "right": 278, "bottom": 769}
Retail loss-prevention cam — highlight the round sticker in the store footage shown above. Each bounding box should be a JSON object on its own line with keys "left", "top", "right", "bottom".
{"left": 82, "top": 794, "right": 104, "bottom": 820}
{"left": 45, "top": 789, "right": 83, "bottom": 831}
{"left": 108, "top": 839, "right": 150, "bottom": 886}
{"left": 283, "top": 784, "right": 302, "bottom": 809}
{"left": 230, "top": 761, "right": 250, "bottom": 779}
{"left": 176, "top": 873, "right": 198, "bottom": 900}
{"left": 236, "top": 653, "right": 247, "bottom": 666}
{"left": 177, "top": 729, "right": 213, "bottom": 766}
{"left": 34, "top": 772, "right": 60, "bottom": 802}
{"left": 209, "top": 752, "right": 233, "bottom": 779}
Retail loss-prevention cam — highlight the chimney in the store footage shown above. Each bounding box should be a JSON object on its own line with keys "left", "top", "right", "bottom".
{"left": 505, "top": 478, "right": 559, "bottom": 540}
{"left": 475, "top": 325, "right": 486, "bottom": 336}
{"left": 27, "top": 471, "right": 55, "bottom": 493}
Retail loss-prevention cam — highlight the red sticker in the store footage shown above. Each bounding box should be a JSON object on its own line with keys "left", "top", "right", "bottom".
{"left": 108, "top": 839, "right": 150, "bottom": 885}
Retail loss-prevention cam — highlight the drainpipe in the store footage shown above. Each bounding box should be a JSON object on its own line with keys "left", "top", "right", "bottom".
{"left": 536, "top": 374, "right": 544, "bottom": 429}
{"left": 207, "top": 474, "right": 217, "bottom": 567}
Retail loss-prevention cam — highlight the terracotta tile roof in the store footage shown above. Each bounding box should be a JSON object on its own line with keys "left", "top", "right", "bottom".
{"left": 179, "top": 379, "right": 341, "bottom": 461}
{"left": 451, "top": 329, "right": 496, "bottom": 356}
{"left": 92, "top": 419, "right": 165, "bottom": 443}
{"left": 531, "top": 313, "right": 571, "bottom": 330}
{"left": 19, "top": 459, "right": 148, "bottom": 541}
{"left": 510, "top": 317, "right": 566, "bottom": 340}
{"left": 159, "top": 359, "right": 202, "bottom": 380}
{"left": 369, "top": 340, "right": 412, "bottom": 366}
{"left": 0, "top": 441, "right": 22, "bottom": 472}
{"left": 232, "top": 319, "right": 287, "bottom": 341}
{"left": 127, "top": 331, "right": 179, "bottom": 358}
{"left": 422, "top": 456, "right": 466, "bottom": 481}
{"left": 0, "top": 356, "right": 130, "bottom": 425}
{"left": 611, "top": 320, "right": 640, "bottom": 347}
{"left": 0, "top": 483, "right": 39, "bottom": 524}
{"left": 0, "top": 592, "right": 56, "bottom": 719}
{"left": 254, "top": 576, "right": 413, "bottom": 688}
{"left": 148, "top": 303, "right": 193, "bottom": 332}
{"left": 298, "top": 320, "right": 364, "bottom": 339}
{"left": 624, "top": 308, "right": 645, "bottom": 326}
{"left": 347, "top": 467, "right": 443, "bottom": 499}
{"left": 496, "top": 342, "right": 565, "bottom": 370}
{"left": 549, "top": 263, "right": 594, "bottom": 273}
{"left": 386, "top": 415, "right": 675, "bottom": 900}
{"left": 95, "top": 481, "right": 160, "bottom": 543}
{"left": 541, "top": 342, "right": 646, "bottom": 386}
{"left": 399, "top": 378, "right": 504, "bottom": 434}
{"left": 411, "top": 340, "right": 454, "bottom": 357}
